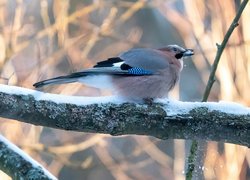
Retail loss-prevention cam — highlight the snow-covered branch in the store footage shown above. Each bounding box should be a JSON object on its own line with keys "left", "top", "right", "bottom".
{"left": 0, "top": 135, "right": 57, "bottom": 180}
{"left": 0, "top": 84, "right": 250, "bottom": 147}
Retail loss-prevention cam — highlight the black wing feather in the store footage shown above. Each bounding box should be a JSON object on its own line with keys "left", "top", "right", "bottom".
{"left": 93, "top": 57, "right": 123, "bottom": 68}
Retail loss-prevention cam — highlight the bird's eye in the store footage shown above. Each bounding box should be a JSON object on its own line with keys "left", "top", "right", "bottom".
{"left": 173, "top": 47, "right": 177, "bottom": 52}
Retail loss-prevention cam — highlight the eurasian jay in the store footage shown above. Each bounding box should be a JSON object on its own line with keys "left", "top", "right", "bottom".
{"left": 33, "top": 45, "right": 194, "bottom": 101}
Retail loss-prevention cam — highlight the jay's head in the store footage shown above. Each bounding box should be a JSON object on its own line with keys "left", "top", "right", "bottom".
{"left": 159, "top": 45, "right": 194, "bottom": 59}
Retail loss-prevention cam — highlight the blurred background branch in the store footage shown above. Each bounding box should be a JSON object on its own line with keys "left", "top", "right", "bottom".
{"left": 0, "top": 135, "right": 56, "bottom": 180}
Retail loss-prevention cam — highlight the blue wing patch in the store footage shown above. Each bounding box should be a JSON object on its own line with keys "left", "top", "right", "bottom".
{"left": 120, "top": 63, "right": 153, "bottom": 75}
{"left": 127, "top": 67, "right": 153, "bottom": 75}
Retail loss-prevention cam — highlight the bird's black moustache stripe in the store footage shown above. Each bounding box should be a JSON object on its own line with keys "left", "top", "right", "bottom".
{"left": 175, "top": 53, "right": 183, "bottom": 59}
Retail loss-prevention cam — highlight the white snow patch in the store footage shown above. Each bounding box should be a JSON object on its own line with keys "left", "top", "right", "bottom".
{"left": 156, "top": 98, "right": 250, "bottom": 116}
{"left": 0, "top": 135, "right": 57, "bottom": 180}
{"left": 1, "top": 84, "right": 250, "bottom": 115}
{"left": 0, "top": 84, "right": 124, "bottom": 105}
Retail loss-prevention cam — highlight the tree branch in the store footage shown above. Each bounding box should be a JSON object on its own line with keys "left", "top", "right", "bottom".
{"left": 0, "top": 135, "right": 57, "bottom": 180}
{"left": 0, "top": 84, "right": 249, "bottom": 147}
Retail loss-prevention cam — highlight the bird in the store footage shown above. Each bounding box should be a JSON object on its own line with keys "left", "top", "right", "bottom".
{"left": 33, "top": 45, "right": 194, "bottom": 102}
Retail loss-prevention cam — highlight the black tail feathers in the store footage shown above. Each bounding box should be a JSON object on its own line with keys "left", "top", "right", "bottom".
{"left": 33, "top": 76, "right": 77, "bottom": 88}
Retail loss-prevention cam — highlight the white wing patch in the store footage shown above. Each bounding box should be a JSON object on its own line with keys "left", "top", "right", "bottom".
{"left": 112, "top": 62, "right": 124, "bottom": 67}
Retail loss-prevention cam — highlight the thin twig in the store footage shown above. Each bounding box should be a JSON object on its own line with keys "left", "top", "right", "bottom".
{"left": 186, "top": 141, "right": 198, "bottom": 179}
{"left": 186, "top": 0, "right": 249, "bottom": 179}
{"left": 202, "top": 0, "right": 249, "bottom": 102}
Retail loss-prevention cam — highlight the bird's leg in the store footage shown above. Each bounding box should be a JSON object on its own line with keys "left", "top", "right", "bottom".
{"left": 143, "top": 98, "right": 154, "bottom": 105}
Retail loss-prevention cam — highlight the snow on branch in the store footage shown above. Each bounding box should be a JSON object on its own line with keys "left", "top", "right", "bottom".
{"left": 0, "top": 135, "right": 57, "bottom": 180}
{"left": 0, "top": 84, "right": 250, "bottom": 147}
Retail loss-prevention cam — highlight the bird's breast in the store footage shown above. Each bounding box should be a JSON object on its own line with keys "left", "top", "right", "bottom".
{"left": 112, "top": 66, "right": 180, "bottom": 100}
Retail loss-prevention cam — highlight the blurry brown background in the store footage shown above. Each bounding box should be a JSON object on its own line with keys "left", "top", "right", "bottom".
{"left": 0, "top": 0, "right": 249, "bottom": 179}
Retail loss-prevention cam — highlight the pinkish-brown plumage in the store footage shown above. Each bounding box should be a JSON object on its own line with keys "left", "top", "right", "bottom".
{"left": 112, "top": 60, "right": 180, "bottom": 100}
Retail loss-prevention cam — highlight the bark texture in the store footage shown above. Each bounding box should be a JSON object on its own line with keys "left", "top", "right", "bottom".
{"left": 0, "top": 136, "right": 56, "bottom": 180}
{"left": 0, "top": 88, "right": 249, "bottom": 147}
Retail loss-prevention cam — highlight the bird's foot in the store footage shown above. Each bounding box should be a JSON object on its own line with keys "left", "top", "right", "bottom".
{"left": 143, "top": 98, "right": 154, "bottom": 105}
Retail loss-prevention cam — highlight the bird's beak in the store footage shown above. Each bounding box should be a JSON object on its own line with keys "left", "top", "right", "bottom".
{"left": 182, "top": 49, "right": 194, "bottom": 57}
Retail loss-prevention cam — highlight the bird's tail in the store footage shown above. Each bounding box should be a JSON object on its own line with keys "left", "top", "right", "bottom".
{"left": 33, "top": 75, "right": 78, "bottom": 88}
{"left": 33, "top": 67, "right": 122, "bottom": 88}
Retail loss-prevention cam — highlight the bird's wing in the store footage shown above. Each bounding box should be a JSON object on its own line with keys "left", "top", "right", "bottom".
{"left": 119, "top": 48, "right": 170, "bottom": 71}
{"left": 71, "top": 64, "right": 154, "bottom": 77}
{"left": 66, "top": 48, "right": 169, "bottom": 78}
{"left": 33, "top": 49, "right": 170, "bottom": 88}
{"left": 84, "top": 48, "right": 170, "bottom": 76}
